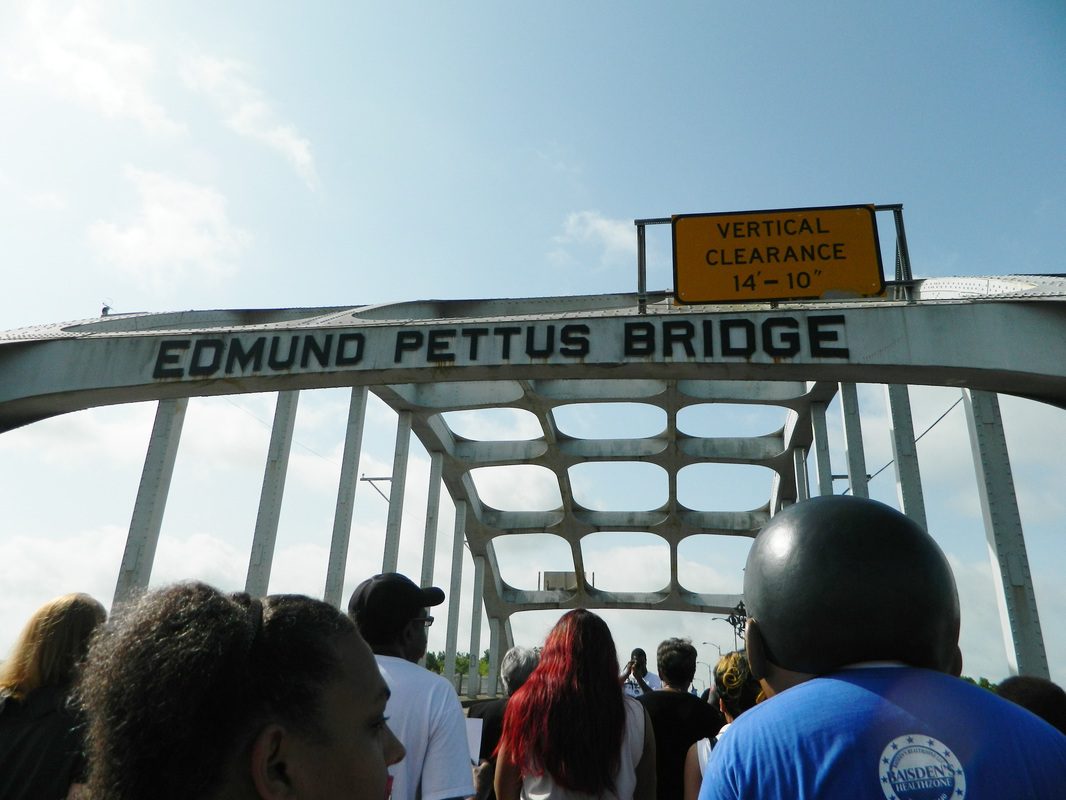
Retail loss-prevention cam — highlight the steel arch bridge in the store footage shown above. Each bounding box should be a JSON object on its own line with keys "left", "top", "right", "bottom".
{"left": 2, "top": 273, "right": 1065, "bottom": 692}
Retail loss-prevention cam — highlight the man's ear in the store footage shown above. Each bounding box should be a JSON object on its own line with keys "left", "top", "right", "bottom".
{"left": 744, "top": 617, "right": 814, "bottom": 698}
{"left": 399, "top": 619, "right": 422, "bottom": 659}
{"left": 948, "top": 645, "right": 964, "bottom": 678}
{"left": 745, "top": 618, "right": 768, "bottom": 681}
{"left": 250, "top": 723, "right": 296, "bottom": 800}
{"left": 746, "top": 618, "right": 785, "bottom": 700}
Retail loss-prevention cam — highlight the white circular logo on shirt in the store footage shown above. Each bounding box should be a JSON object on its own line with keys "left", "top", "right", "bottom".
{"left": 878, "top": 735, "right": 966, "bottom": 800}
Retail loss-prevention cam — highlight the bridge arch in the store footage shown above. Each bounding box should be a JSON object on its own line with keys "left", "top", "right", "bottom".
{"left": 2, "top": 274, "right": 1064, "bottom": 691}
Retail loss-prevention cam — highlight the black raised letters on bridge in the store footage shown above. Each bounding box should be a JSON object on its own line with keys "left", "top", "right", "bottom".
{"left": 152, "top": 315, "right": 849, "bottom": 380}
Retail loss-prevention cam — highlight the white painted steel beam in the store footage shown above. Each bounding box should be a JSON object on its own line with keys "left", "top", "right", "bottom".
{"left": 113, "top": 398, "right": 187, "bottom": 605}
{"left": 885, "top": 383, "right": 927, "bottom": 530}
{"left": 963, "top": 389, "right": 1049, "bottom": 678}
{"left": 6, "top": 281, "right": 1066, "bottom": 432}
{"left": 420, "top": 450, "right": 443, "bottom": 588}
{"left": 811, "top": 401, "right": 834, "bottom": 496}
{"left": 467, "top": 555, "right": 486, "bottom": 698}
{"left": 324, "top": 387, "right": 368, "bottom": 607}
{"left": 444, "top": 500, "right": 466, "bottom": 684}
{"left": 487, "top": 616, "right": 501, "bottom": 698}
{"left": 382, "top": 410, "right": 412, "bottom": 573}
{"left": 840, "top": 383, "right": 869, "bottom": 498}
{"left": 246, "top": 391, "right": 299, "bottom": 597}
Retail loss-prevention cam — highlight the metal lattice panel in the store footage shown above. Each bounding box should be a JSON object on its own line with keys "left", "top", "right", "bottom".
{"left": 373, "top": 377, "right": 838, "bottom": 640}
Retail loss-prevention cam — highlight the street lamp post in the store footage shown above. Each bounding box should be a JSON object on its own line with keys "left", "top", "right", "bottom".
{"left": 701, "top": 642, "right": 722, "bottom": 657}
{"left": 696, "top": 660, "right": 714, "bottom": 689}
{"left": 710, "top": 616, "right": 742, "bottom": 651}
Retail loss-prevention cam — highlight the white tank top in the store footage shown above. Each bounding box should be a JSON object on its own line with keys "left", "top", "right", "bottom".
{"left": 520, "top": 696, "right": 646, "bottom": 800}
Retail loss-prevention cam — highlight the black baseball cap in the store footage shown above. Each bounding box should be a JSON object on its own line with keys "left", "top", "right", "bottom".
{"left": 348, "top": 573, "right": 445, "bottom": 643}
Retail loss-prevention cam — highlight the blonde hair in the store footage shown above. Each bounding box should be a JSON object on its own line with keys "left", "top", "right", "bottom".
{"left": 712, "top": 650, "right": 762, "bottom": 719}
{"left": 0, "top": 593, "right": 106, "bottom": 699}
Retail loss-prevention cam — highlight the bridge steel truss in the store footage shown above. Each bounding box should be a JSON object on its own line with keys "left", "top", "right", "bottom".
{"left": 2, "top": 274, "right": 1065, "bottom": 691}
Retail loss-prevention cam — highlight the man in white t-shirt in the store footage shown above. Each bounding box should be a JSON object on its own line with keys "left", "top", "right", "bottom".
{"left": 349, "top": 573, "right": 475, "bottom": 800}
{"left": 621, "top": 647, "right": 662, "bottom": 697}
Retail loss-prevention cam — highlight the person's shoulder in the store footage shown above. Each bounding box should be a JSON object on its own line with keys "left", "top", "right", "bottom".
{"left": 467, "top": 697, "right": 506, "bottom": 719}
{"left": 418, "top": 666, "right": 461, "bottom": 695}
{"left": 377, "top": 656, "right": 454, "bottom": 691}
{"left": 17, "top": 686, "right": 73, "bottom": 721}
{"left": 635, "top": 688, "right": 676, "bottom": 709}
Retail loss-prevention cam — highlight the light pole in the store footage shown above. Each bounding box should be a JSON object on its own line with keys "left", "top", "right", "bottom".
{"left": 696, "top": 660, "right": 714, "bottom": 688}
{"left": 710, "top": 616, "right": 742, "bottom": 651}
{"left": 701, "top": 641, "right": 722, "bottom": 657}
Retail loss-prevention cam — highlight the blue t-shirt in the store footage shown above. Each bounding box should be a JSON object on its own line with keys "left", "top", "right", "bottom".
{"left": 700, "top": 666, "right": 1066, "bottom": 800}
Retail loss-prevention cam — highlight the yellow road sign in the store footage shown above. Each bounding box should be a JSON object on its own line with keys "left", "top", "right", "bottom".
{"left": 672, "top": 205, "right": 885, "bottom": 304}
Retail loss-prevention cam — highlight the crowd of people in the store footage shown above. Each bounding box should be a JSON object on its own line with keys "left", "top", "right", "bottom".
{"left": 2, "top": 496, "right": 1066, "bottom": 799}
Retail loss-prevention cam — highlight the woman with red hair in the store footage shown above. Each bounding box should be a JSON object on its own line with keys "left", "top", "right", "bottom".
{"left": 494, "top": 609, "right": 656, "bottom": 800}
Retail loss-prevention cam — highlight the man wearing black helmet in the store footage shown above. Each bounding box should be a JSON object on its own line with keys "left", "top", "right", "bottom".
{"left": 699, "top": 496, "right": 1066, "bottom": 800}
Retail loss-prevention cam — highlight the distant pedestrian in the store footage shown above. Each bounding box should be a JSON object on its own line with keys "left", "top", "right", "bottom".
{"left": 621, "top": 647, "right": 662, "bottom": 697}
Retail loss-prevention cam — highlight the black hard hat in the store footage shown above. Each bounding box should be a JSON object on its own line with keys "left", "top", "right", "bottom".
{"left": 743, "top": 495, "right": 960, "bottom": 675}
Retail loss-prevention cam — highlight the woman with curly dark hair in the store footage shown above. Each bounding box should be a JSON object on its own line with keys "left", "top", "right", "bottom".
{"left": 77, "top": 581, "right": 405, "bottom": 800}
{"left": 494, "top": 608, "right": 655, "bottom": 800}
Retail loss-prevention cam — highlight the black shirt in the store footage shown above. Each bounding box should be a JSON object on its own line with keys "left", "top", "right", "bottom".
{"left": 467, "top": 696, "right": 508, "bottom": 761}
{"left": 0, "top": 686, "right": 87, "bottom": 800}
{"left": 638, "top": 689, "right": 721, "bottom": 800}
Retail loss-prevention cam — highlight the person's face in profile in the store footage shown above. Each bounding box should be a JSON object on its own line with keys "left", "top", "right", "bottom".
{"left": 287, "top": 632, "right": 405, "bottom": 799}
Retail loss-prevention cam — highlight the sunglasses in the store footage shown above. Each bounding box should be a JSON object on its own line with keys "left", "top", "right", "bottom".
{"left": 411, "top": 615, "right": 434, "bottom": 628}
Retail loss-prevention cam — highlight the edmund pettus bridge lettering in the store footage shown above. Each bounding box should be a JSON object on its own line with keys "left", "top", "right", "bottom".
{"left": 151, "top": 314, "right": 849, "bottom": 380}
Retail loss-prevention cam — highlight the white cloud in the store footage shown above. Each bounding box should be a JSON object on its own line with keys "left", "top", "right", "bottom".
{"left": 581, "top": 541, "right": 671, "bottom": 592}
{"left": 949, "top": 554, "right": 1012, "bottom": 681}
{"left": 181, "top": 54, "right": 318, "bottom": 189}
{"left": 550, "top": 210, "right": 634, "bottom": 268}
{"left": 87, "top": 166, "right": 251, "bottom": 289}
{"left": 0, "top": 525, "right": 125, "bottom": 657}
{"left": 8, "top": 0, "right": 182, "bottom": 135}
{"left": 442, "top": 408, "right": 543, "bottom": 441}
{"left": 25, "top": 190, "right": 68, "bottom": 211}
{"left": 0, "top": 402, "right": 154, "bottom": 467}
{"left": 177, "top": 396, "right": 273, "bottom": 472}
{"left": 470, "top": 464, "right": 562, "bottom": 511}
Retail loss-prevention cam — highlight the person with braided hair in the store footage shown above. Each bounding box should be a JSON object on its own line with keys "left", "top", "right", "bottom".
{"left": 682, "top": 651, "right": 759, "bottom": 800}
{"left": 709, "top": 651, "right": 760, "bottom": 741}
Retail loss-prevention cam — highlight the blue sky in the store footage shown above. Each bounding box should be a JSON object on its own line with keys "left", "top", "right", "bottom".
{"left": 1, "top": 2, "right": 1065, "bottom": 686}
